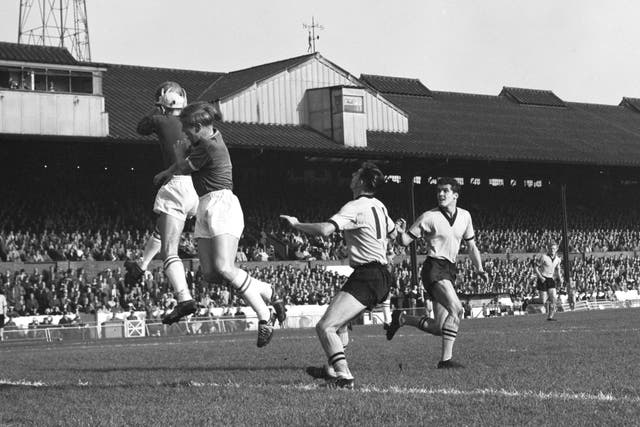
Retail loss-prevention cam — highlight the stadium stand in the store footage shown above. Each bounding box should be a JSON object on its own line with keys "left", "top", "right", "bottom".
{"left": 3, "top": 42, "right": 640, "bottom": 333}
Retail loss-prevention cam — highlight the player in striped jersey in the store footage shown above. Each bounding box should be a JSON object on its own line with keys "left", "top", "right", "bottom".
{"left": 281, "top": 162, "right": 396, "bottom": 389}
{"left": 535, "top": 242, "right": 563, "bottom": 321}
{"left": 387, "top": 177, "right": 487, "bottom": 369}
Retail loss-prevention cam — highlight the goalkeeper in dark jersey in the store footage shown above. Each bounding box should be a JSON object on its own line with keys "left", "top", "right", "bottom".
{"left": 125, "top": 81, "right": 199, "bottom": 325}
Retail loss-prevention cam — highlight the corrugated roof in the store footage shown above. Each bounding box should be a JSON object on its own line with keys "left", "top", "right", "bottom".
{"left": 197, "top": 53, "right": 315, "bottom": 102}
{"left": 500, "top": 86, "right": 566, "bottom": 107}
{"left": 6, "top": 45, "right": 635, "bottom": 167}
{"left": 215, "top": 121, "right": 344, "bottom": 153}
{"left": 364, "top": 91, "right": 640, "bottom": 166}
{"left": 0, "top": 41, "right": 77, "bottom": 65}
{"left": 359, "top": 74, "right": 431, "bottom": 97}
{"left": 101, "top": 63, "right": 224, "bottom": 140}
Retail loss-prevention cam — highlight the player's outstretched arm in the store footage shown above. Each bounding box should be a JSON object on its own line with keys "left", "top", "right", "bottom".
{"left": 280, "top": 215, "right": 336, "bottom": 237}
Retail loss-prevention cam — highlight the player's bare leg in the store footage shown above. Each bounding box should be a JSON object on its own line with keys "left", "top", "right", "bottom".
{"left": 141, "top": 225, "right": 162, "bottom": 270}
{"left": 540, "top": 290, "right": 549, "bottom": 318}
{"left": 399, "top": 299, "right": 447, "bottom": 337}
{"left": 307, "top": 320, "right": 350, "bottom": 381}
{"left": 125, "top": 227, "right": 162, "bottom": 288}
{"left": 160, "top": 214, "right": 196, "bottom": 325}
{"left": 389, "top": 280, "right": 464, "bottom": 368}
{"left": 387, "top": 298, "right": 443, "bottom": 341}
{"left": 428, "top": 280, "right": 464, "bottom": 367}
{"left": 202, "top": 233, "right": 285, "bottom": 326}
{"left": 199, "top": 235, "right": 275, "bottom": 347}
{"left": 547, "top": 288, "right": 557, "bottom": 321}
{"left": 314, "top": 291, "right": 364, "bottom": 389}
{"left": 308, "top": 324, "right": 348, "bottom": 380}
{"left": 380, "top": 297, "right": 392, "bottom": 330}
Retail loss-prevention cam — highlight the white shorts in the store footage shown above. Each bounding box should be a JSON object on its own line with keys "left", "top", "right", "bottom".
{"left": 153, "top": 175, "right": 199, "bottom": 221}
{"left": 194, "top": 189, "right": 244, "bottom": 239}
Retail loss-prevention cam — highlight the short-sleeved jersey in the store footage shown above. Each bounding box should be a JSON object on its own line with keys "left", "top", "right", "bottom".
{"left": 185, "top": 130, "right": 233, "bottom": 197}
{"left": 328, "top": 195, "right": 394, "bottom": 267}
{"left": 537, "top": 253, "right": 561, "bottom": 279}
{"left": 137, "top": 110, "right": 187, "bottom": 171}
{"left": 407, "top": 207, "right": 474, "bottom": 264}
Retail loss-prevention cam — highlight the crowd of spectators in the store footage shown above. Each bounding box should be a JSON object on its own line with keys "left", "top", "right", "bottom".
{"left": 2, "top": 252, "right": 639, "bottom": 323}
{"left": 3, "top": 166, "right": 640, "bottom": 325}
{"left": 0, "top": 262, "right": 346, "bottom": 322}
{"left": 3, "top": 169, "right": 640, "bottom": 263}
{"left": 244, "top": 189, "right": 640, "bottom": 260}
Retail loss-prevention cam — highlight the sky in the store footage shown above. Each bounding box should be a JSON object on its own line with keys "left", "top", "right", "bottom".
{"left": 0, "top": 0, "right": 639, "bottom": 105}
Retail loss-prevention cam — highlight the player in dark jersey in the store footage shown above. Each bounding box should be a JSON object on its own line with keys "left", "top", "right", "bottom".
{"left": 153, "top": 101, "right": 285, "bottom": 347}
{"left": 125, "top": 81, "right": 200, "bottom": 325}
{"left": 281, "top": 162, "right": 396, "bottom": 389}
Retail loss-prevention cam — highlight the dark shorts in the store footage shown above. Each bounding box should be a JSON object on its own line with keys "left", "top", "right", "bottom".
{"left": 538, "top": 277, "right": 557, "bottom": 292}
{"left": 421, "top": 257, "right": 458, "bottom": 299}
{"left": 341, "top": 262, "right": 393, "bottom": 310}
{"left": 0, "top": 315, "right": 4, "bottom": 328}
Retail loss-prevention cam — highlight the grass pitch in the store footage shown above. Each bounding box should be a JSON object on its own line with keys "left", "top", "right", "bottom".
{"left": 1, "top": 309, "right": 640, "bottom": 426}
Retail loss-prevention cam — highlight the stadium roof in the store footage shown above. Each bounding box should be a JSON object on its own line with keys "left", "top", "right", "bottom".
{"left": 0, "top": 42, "right": 77, "bottom": 65}
{"left": 366, "top": 91, "right": 640, "bottom": 165}
{"left": 4, "top": 43, "right": 640, "bottom": 167}
{"left": 70, "top": 62, "right": 640, "bottom": 166}
{"left": 97, "top": 57, "right": 640, "bottom": 166}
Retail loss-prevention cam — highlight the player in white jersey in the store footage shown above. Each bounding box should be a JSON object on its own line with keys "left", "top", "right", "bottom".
{"left": 387, "top": 177, "right": 487, "bottom": 369}
{"left": 280, "top": 162, "right": 396, "bottom": 389}
{"left": 536, "top": 242, "right": 563, "bottom": 321}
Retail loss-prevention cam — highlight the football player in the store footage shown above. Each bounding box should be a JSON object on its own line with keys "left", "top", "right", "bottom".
{"left": 388, "top": 177, "right": 488, "bottom": 369}
{"left": 281, "top": 162, "right": 396, "bottom": 389}
{"left": 153, "top": 101, "right": 286, "bottom": 347}
{"left": 125, "top": 81, "right": 199, "bottom": 325}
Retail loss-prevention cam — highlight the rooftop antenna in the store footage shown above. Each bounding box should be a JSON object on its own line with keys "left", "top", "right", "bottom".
{"left": 18, "top": 0, "right": 92, "bottom": 61}
{"left": 303, "top": 16, "right": 323, "bottom": 53}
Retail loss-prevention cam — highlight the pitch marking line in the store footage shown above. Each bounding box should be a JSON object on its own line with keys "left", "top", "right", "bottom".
{"left": 1, "top": 379, "right": 638, "bottom": 404}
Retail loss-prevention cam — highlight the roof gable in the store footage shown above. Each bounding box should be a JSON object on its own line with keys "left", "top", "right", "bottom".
{"left": 198, "top": 53, "right": 316, "bottom": 102}
{"left": 359, "top": 74, "right": 431, "bottom": 97}
{"left": 0, "top": 41, "right": 77, "bottom": 65}
{"left": 500, "top": 86, "right": 566, "bottom": 107}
